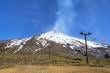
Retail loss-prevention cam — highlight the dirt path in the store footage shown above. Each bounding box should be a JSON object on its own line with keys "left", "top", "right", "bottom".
{"left": 0, "top": 65, "right": 109, "bottom": 73}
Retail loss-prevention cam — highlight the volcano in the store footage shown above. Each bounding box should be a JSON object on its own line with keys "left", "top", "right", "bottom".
{"left": 0, "top": 31, "right": 109, "bottom": 58}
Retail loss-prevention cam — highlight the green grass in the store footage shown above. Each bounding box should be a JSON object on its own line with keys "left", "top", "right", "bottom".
{"left": 0, "top": 54, "right": 109, "bottom": 73}
{"left": 0, "top": 54, "right": 109, "bottom": 67}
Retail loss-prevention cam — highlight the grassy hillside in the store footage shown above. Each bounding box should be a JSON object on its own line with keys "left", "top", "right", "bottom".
{"left": 0, "top": 54, "right": 109, "bottom": 67}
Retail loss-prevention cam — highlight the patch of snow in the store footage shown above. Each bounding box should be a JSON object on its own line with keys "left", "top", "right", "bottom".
{"left": 6, "top": 37, "right": 32, "bottom": 48}
{"left": 36, "top": 42, "right": 40, "bottom": 45}
{"left": 13, "top": 45, "right": 24, "bottom": 53}
{"left": 63, "top": 45, "right": 67, "bottom": 48}
{"left": 36, "top": 38, "right": 47, "bottom": 47}
{"left": 69, "top": 46, "right": 74, "bottom": 49}
{"left": 44, "top": 43, "right": 50, "bottom": 48}
{"left": 35, "top": 48, "right": 42, "bottom": 52}
{"left": 41, "top": 40, "right": 47, "bottom": 47}
{"left": 6, "top": 37, "right": 32, "bottom": 53}
{"left": 74, "top": 52, "right": 78, "bottom": 54}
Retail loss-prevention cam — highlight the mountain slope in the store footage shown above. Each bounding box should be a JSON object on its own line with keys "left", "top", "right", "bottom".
{"left": 38, "top": 31, "right": 105, "bottom": 48}
{"left": 0, "top": 31, "right": 109, "bottom": 58}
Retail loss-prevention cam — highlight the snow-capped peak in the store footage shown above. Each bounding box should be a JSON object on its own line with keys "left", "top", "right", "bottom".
{"left": 38, "top": 31, "right": 106, "bottom": 48}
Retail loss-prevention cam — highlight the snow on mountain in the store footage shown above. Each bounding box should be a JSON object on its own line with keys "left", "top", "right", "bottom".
{"left": 5, "top": 31, "right": 106, "bottom": 49}
{"left": 37, "top": 31, "right": 105, "bottom": 48}
{"left": 3, "top": 31, "right": 108, "bottom": 56}
{"left": 6, "top": 37, "right": 32, "bottom": 48}
{"left": 13, "top": 45, "right": 24, "bottom": 53}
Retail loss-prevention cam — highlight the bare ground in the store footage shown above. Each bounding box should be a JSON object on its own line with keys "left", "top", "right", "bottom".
{"left": 0, "top": 65, "right": 109, "bottom": 73}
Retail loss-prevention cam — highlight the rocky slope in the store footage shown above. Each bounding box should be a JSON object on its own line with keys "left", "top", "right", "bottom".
{"left": 0, "top": 31, "right": 109, "bottom": 58}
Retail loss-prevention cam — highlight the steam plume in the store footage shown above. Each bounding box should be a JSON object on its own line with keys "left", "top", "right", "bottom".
{"left": 53, "top": 0, "right": 76, "bottom": 34}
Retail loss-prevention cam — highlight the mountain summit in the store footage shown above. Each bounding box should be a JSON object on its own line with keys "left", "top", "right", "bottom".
{"left": 39, "top": 31, "right": 105, "bottom": 47}
{"left": 0, "top": 31, "right": 109, "bottom": 58}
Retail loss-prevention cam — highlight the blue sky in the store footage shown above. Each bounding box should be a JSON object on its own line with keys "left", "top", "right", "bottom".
{"left": 0, "top": 0, "right": 110, "bottom": 44}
